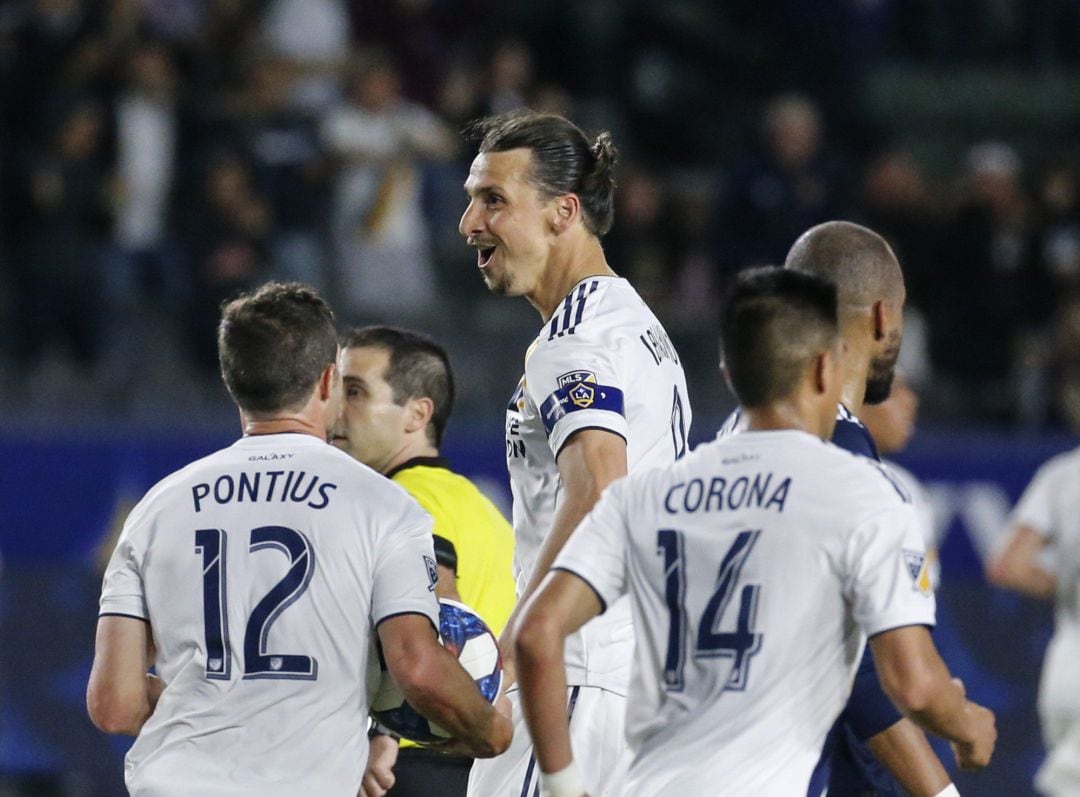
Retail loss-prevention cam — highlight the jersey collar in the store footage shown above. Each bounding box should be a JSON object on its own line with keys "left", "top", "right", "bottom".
{"left": 385, "top": 456, "right": 451, "bottom": 479}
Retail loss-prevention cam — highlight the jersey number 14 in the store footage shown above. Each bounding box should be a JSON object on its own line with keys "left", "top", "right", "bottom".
{"left": 657, "top": 529, "right": 763, "bottom": 692}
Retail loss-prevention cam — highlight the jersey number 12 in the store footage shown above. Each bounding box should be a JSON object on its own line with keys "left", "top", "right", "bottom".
{"left": 656, "top": 529, "right": 763, "bottom": 692}
{"left": 195, "top": 526, "right": 318, "bottom": 681}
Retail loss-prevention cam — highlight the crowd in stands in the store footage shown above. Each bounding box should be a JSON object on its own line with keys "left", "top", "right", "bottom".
{"left": 2, "top": 0, "right": 1080, "bottom": 429}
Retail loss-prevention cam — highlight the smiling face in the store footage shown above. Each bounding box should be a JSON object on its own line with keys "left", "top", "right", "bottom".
{"left": 331, "top": 346, "right": 407, "bottom": 474}
{"left": 459, "top": 148, "right": 557, "bottom": 298}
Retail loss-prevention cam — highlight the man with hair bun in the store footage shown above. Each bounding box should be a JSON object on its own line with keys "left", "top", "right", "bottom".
{"left": 459, "top": 111, "right": 692, "bottom": 797}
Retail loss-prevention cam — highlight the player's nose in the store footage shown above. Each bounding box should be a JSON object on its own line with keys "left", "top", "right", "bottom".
{"left": 459, "top": 201, "right": 482, "bottom": 238}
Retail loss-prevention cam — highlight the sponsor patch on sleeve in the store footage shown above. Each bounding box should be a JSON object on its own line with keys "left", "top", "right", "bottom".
{"left": 539, "top": 379, "right": 625, "bottom": 435}
{"left": 903, "top": 549, "right": 933, "bottom": 596}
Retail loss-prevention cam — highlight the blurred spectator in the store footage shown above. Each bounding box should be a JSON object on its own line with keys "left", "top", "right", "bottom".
{"left": 716, "top": 93, "right": 849, "bottom": 273}
{"left": 487, "top": 39, "right": 534, "bottom": 115}
{"left": 260, "top": 0, "right": 349, "bottom": 114}
{"left": 183, "top": 152, "right": 271, "bottom": 369}
{"left": 321, "top": 53, "right": 457, "bottom": 321}
{"left": 228, "top": 55, "right": 331, "bottom": 290}
{"left": 15, "top": 97, "right": 110, "bottom": 370}
{"left": 935, "top": 141, "right": 1043, "bottom": 420}
{"left": 604, "top": 166, "right": 673, "bottom": 307}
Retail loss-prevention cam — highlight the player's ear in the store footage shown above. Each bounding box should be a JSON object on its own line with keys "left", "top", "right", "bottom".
{"left": 812, "top": 349, "right": 830, "bottom": 395}
{"left": 317, "top": 363, "right": 337, "bottom": 401}
{"left": 871, "top": 299, "right": 888, "bottom": 341}
{"left": 550, "top": 193, "right": 580, "bottom": 233}
{"left": 404, "top": 396, "right": 435, "bottom": 435}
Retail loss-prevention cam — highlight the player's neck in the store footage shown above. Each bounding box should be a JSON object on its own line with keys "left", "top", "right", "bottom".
{"left": 743, "top": 399, "right": 831, "bottom": 439}
{"left": 241, "top": 416, "right": 329, "bottom": 441}
{"left": 839, "top": 334, "right": 872, "bottom": 415}
{"left": 528, "top": 236, "right": 615, "bottom": 320}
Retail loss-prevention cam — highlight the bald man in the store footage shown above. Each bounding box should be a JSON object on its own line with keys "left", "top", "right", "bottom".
{"left": 721, "top": 221, "right": 958, "bottom": 797}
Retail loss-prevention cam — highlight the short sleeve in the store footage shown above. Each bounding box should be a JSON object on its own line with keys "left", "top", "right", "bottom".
{"left": 552, "top": 479, "right": 630, "bottom": 613}
{"left": 99, "top": 526, "right": 148, "bottom": 620}
{"left": 371, "top": 510, "right": 441, "bottom": 630}
{"left": 1011, "top": 461, "right": 1060, "bottom": 542}
{"left": 525, "top": 333, "right": 628, "bottom": 457}
{"left": 844, "top": 505, "right": 936, "bottom": 638}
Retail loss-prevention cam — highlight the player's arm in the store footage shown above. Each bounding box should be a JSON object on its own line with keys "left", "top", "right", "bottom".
{"left": 86, "top": 615, "right": 158, "bottom": 736}
{"left": 515, "top": 570, "right": 604, "bottom": 797}
{"left": 986, "top": 524, "right": 1055, "bottom": 600}
{"left": 377, "top": 613, "right": 512, "bottom": 758}
{"left": 498, "top": 429, "right": 627, "bottom": 677}
{"left": 869, "top": 625, "right": 996, "bottom": 771}
{"left": 360, "top": 731, "right": 399, "bottom": 797}
{"left": 865, "top": 717, "right": 952, "bottom": 797}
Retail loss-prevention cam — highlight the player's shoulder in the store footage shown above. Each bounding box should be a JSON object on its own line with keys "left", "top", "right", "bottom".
{"left": 1031, "top": 444, "right": 1080, "bottom": 486}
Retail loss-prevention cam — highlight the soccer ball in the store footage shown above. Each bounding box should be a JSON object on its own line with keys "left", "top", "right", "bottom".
{"left": 370, "top": 598, "right": 503, "bottom": 743}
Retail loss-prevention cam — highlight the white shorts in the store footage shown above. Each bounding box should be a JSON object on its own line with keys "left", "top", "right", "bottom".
{"left": 467, "top": 685, "right": 631, "bottom": 797}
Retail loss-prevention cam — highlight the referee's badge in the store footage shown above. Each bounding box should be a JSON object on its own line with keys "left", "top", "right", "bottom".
{"left": 424, "top": 555, "right": 438, "bottom": 591}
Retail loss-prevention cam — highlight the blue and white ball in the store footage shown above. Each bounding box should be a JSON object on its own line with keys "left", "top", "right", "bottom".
{"left": 371, "top": 598, "right": 503, "bottom": 743}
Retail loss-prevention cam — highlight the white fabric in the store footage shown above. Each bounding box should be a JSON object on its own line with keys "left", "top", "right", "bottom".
{"left": 100, "top": 433, "right": 439, "bottom": 797}
{"left": 555, "top": 430, "right": 935, "bottom": 796}
{"left": 468, "top": 687, "right": 630, "bottom": 797}
{"left": 1010, "top": 447, "right": 1080, "bottom": 739}
{"left": 505, "top": 276, "right": 691, "bottom": 694}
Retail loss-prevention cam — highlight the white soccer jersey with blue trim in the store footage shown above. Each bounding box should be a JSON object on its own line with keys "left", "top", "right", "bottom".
{"left": 99, "top": 433, "right": 439, "bottom": 797}
{"left": 505, "top": 275, "right": 691, "bottom": 692}
{"left": 555, "top": 430, "right": 936, "bottom": 795}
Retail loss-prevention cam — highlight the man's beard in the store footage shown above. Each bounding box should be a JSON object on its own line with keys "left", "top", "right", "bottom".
{"left": 865, "top": 338, "right": 901, "bottom": 405}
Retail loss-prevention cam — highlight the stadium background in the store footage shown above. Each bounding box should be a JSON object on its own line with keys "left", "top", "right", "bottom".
{"left": 1, "top": 1, "right": 1077, "bottom": 794}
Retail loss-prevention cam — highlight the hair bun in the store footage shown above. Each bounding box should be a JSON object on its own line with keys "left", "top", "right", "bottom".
{"left": 591, "top": 131, "right": 618, "bottom": 169}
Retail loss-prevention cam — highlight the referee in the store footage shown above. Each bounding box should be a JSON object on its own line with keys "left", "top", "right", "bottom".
{"left": 332, "top": 325, "right": 516, "bottom": 797}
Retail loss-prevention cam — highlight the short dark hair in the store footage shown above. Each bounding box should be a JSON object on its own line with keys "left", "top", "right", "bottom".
{"left": 785, "top": 221, "right": 903, "bottom": 307}
{"left": 721, "top": 267, "right": 839, "bottom": 408}
{"left": 466, "top": 110, "right": 618, "bottom": 236}
{"left": 218, "top": 282, "right": 337, "bottom": 415}
{"left": 340, "top": 326, "right": 455, "bottom": 447}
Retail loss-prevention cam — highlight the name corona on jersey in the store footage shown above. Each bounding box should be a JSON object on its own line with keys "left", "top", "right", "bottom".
{"left": 663, "top": 472, "right": 791, "bottom": 515}
{"left": 191, "top": 470, "right": 338, "bottom": 512}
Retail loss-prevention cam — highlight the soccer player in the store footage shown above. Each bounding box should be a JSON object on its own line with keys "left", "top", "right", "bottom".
{"left": 86, "top": 283, "right": 511, "bottom": 797}
{"left": 721, "top": 221, "right": 957, "bottom": 795}
{"left": 988, "top": 449, "right": 1080, "bottom": 796}
{"left": 330, "top": 325, "right": 516, "bottom": 797}
{"left": 459, "top": 110, "right": 691, "bottom": 796}
{"left": 515, "top": 267, "right": 996, "bottom": 795}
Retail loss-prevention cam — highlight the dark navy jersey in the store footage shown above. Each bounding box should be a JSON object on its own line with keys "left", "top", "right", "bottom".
{"left": 719, "top": 405, "right": 907, "bottom": 796}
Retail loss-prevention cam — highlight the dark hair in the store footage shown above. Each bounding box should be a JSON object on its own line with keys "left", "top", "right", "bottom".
{"left": 218, "top": 282, "right": 338, "bottom": 415}
{"left": 465, "top": 110, "right": 618, "bottom": 236}
{"left": 340, "top": 326, "right": 455, "bottom": 447}
{"left": 721, "top": 267, "right": 839, "bottom": 408}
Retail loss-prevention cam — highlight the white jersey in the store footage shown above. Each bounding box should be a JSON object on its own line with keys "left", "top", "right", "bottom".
{"left": 99, "top": 433, "right": 440, "bottom": 797}
{"left": 505, "top": 275, "right": 690, "bottom": 692}
{"left": 1009, "top": 446, "right": 1080, "bottom": 730}
{"left": 555, "top": 430, "right": 936, "bottom": 795}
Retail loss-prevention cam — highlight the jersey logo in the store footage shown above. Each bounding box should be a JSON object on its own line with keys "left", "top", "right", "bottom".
{"left": 269, "top": 656, "right": 284, "bottom": 671}
{"left": 903, "top": 549, "right": 933, "bottom": 595}
{"left": 557, "top": 369, "right": 597, "bottom": 388}
{"left": 568, "top": 383, "right": 595, "bottom": 408}
{"left": 424, "top": 555, "right": 438, "bottom": 591}
{"left": 539, "top": 383, "right": 625, "bottom": 435}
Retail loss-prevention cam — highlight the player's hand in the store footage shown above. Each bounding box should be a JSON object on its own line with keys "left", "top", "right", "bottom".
{"left": 360, "top": 733, "right": 398, "bottom": 797}
{"left": 952, "top": 701, "right": 996, "bottom": 771}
